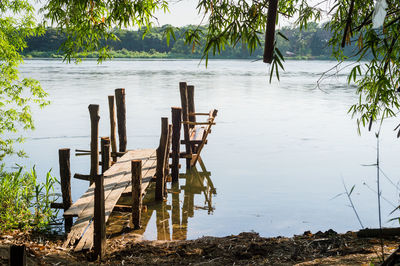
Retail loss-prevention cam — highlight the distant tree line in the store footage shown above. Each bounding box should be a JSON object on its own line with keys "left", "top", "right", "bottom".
{"left": 24, "top": 23, "right": 352, "bottom": 59}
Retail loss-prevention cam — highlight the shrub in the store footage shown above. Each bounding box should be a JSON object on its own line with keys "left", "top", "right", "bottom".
{"left": 0, "top": 166, "right": 59, "bottom": 232}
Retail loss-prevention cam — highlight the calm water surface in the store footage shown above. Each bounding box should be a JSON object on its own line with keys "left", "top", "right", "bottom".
{"left": 9, "top": 59, "right": 400, "bottom": 240}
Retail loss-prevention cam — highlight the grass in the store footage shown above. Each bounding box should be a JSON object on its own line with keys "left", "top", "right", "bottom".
{"left": 0, "top": 166, "right": 59, "bottom": 232}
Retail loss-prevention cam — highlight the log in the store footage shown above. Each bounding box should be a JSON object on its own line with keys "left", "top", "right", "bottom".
{"left": 263, "top": 0, "right": 278, "bottom": 63}
{"left": 101, "top": 137, "right": 111, "bottom": 174}
{"left": 94, "top": 172, "right": 105, "bottom": 259}
{"left": 131, "top": 160, "right": 142, "bottom": 229}
{"left": 357, "top": 227, "right": 400, "bottom": 238}
{"left": 58, "top": 148, "right": 73, "bottom": 232}
{"left": 179, "top": 82, "right": 192, "bottom": 169}
{"left": 9, "top": 244, "right": 26, "bottom": 266}
{"left": 171, "top": 107, "right": 182, "bottom": 183}
{"left": 156, "top": 117, "right": 168, "bottom": 201}
{"left": 187, "top": 85, "right": 196, "bottom": 129}
{"left": 89, "top": 105, "right": 100, "bottom": 186}
{"left": 108, "top": 95, "right": 118, "bottom": 162}
{"left": 115, "top": 88, "right": 127, "bottom": 152}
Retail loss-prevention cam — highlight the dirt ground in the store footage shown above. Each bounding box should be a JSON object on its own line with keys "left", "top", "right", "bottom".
{"left": 0, "top": 229, "right": 399, "bottom": 265}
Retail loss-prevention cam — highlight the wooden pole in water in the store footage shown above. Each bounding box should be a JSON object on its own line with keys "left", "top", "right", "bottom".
{"left": 131, "top": 160, "right": 142, "bottom": 229}
{"left": 9, "top": 244, "right": 26, "bottom": 266}
{"left": 89, "top": 104, "right": 100, "bottom": 185}
{"left": 58, "top": 148, "right": 73, "bottom": 232}
{"left": 179, "top": 82, "right": 192, "bottom": 169}
{"left": 94, "top": 171, "right": 106, "bottom": 259}
{"left": 187, "top": 85, "right": 196, "bottom": 129}
{"left": 108, "top": 95, "right": 118, "bottom": 162}
{"left": 101, "top": 137, "right": 111, "bottom": 174}
{"left": 164, "top": 124, "right": 172, "bottom": 196}
{"left": 115, "top": 88, "right": 127, "bottom": 152}
{"left": 165, "top": 124, "right": 172, "bottom": 177}
{"left": 156, "top": 117, "right": 168, "bottom": 201}
{"left": 171, "top": 107, "right": 182, "bottom": 183}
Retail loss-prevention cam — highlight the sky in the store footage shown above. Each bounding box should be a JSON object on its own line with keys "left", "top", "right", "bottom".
{"left": 31, "top": 0, "right": 206, "bottom": 27}
{"left": 30, "top": 0, "right": 306, "bottom": 28}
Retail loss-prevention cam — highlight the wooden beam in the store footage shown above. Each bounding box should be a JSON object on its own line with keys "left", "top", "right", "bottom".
{"left": 181, "top": 140, "right": 207, "bottom": 145}
{"left": 89, "top": 104, "right": 100, "bottom": 186}
{"left": 189, "top": 112, "right": 209, "bottom": 116}
{"left": 94, "top": 173, "right": 106, "bottom": 260}
{"left": 115, "top": 88, "right": 127, "bottom": 152}
{"left": 58, "top": 148, "right": 73, "bottom": 232}
{"left": 187, "top": 85, "right": 196, "bottom": 129}
{"left": 108, "top": 95, "right": 118, "bottom": 162}
{"left": 101, "top": 137, "right": 111, "bottom": 174}
{"left": 50, "top": 202, "right": 65, "bottom": 209}
{"left": 179, "top": 82, "right": 192, "bottom": 169}
{"left": 164, "top": 123, "right": 172, "bottom": 197}
{"left": 131, "top": 160, "right": 142, "bottom": 229}
{"left": 171, "top": 107, "right": 182, "bottom": 183}
{"left": 182, "top": 121, "right": 215, "bottom": 126}
{"left": 156, "top": 117, "right": 168, "bottom": 201}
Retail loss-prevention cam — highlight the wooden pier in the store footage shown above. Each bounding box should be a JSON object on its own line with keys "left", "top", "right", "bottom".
{"left": 52, "top": 82, "right": 218, "bottom": 259}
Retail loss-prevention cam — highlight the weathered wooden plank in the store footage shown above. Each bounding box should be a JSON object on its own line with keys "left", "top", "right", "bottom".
{"left": 63, "top": 149, "right": 155, "bottom": 248}
{"left": 73, "top": 151, "right": 156, "bottom": 251}
{"left": 64, "top": 149, "right": 153, "bottom": 217}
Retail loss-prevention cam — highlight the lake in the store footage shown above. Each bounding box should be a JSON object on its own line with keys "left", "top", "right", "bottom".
{"left": 8, "top": 59, "right": 400, "bottom": 240}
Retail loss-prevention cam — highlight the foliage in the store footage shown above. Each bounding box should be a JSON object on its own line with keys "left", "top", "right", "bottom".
{"left": 0, "top": 1, "right": 49, "bottom": 160}
{"left": 42, "top": 0, "right": 169, "bottom": 62}
{"left": 40, "top": 0, "right": 400, "bottom": 132}
{"left": 23, "top": 25, "right": 337, "bottom": 60}
{"left": 0, "top": 166, "right": 59, "bottom": 232}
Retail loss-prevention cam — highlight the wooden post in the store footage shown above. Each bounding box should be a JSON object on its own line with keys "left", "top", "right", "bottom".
{"left": 94, "top": 172, "right": 105, "bottom": 259}
{"left": 179, "top": 82, "right": 192, "bottom": 169}
{"left": 108, "top": 95, "right": 118, "bottom": 162}
{"left": 187, "top": 85, "right": 196, "bottom": 129}
{"left": 101, "top": 137, "right": 111, "bottom": 174}
{"left": 9, "top": 244, "right": 26, "bottom": 266}
{"left": 89, "top": 104, "right": 100, "bottom": 185}
{"left": 58, "top": 148, "right": 73, "bottom": 232}
{"left": 115, "top": 88, "right": 127, "bottom": 152}
{"left": 171, "top": 107, "right": 182, "bottom": 183}
{"left": 131, "top": 160, "right": 142, "bottom": 229}
{"left": 156, "top": 117, "right": 168, "bottom": 201}
{"left": 164, "top": 124, "right": 172, "bottom": 196}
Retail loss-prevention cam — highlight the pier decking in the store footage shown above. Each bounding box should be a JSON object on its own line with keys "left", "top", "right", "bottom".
{"left": 64, "top": 149, "right": 156, "bottom": 251}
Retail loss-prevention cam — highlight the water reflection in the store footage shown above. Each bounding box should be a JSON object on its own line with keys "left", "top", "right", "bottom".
{"left": 107, "top": 162, "right": 216, "bottom": 241}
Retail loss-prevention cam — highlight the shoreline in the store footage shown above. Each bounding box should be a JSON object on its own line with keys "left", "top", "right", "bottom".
{"left": 0, "top": 229, "right": 398, "bottom": 265}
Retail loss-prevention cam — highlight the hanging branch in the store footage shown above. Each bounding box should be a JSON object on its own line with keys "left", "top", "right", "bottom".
{"left": 263, "top": 0, "right": 278, "bottom": 63}
{"left": 341, "top": 0, "right": 355, "bottom": 48}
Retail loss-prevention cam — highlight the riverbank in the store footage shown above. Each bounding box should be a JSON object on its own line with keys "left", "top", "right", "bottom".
{"left": 0, "top": 229, "right": 398, "bottom": 265}
{"left": 22, "top": 50, "right": 333, "bottom": 60}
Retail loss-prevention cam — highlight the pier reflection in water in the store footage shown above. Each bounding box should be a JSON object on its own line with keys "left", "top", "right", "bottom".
{"left": 106, "top": 160, "right": 216, "bottom": 241}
